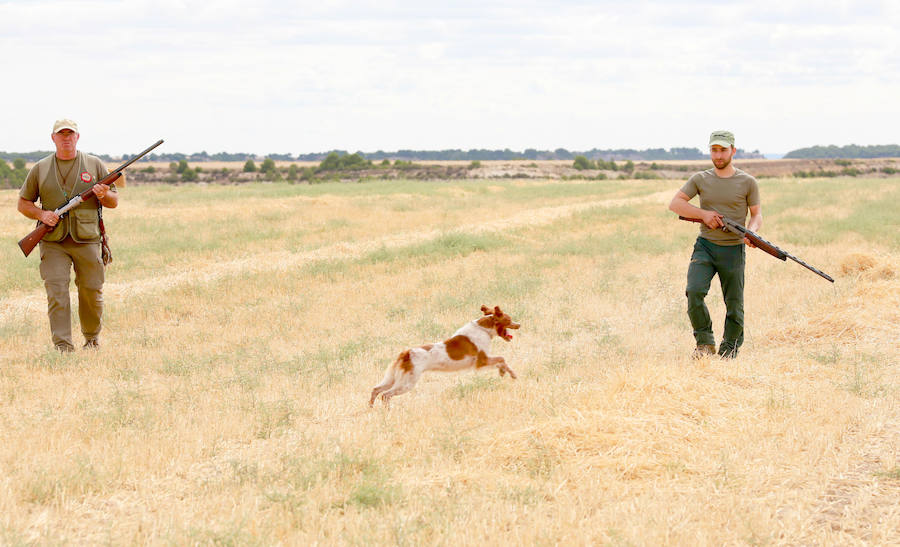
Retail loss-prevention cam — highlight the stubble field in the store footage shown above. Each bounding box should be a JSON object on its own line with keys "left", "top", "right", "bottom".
{"left": 0, "top": 174, "right": 898, "bottom": 545}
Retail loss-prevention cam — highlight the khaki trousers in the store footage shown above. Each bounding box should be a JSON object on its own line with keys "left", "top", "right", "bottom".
{"left": 39, "top": 237, "right": 105, "bottom": 349}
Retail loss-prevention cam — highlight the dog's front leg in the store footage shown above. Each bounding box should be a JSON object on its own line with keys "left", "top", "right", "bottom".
{"left": 487, "top": 356, "right": 517, "bottom": 379}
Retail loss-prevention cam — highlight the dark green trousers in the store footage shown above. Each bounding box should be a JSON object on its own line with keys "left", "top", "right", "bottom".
{"left": 685, "top": 237, "right": 745, "bottom": 351}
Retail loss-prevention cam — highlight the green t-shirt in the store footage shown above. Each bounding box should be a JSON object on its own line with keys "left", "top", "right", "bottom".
{"left": 19, "top": 152, "right": 115, "bottom": 205}
{"left": 19, "top": 151, "right": 116, "bottom": 242}
{"left": 680, "top": 168, "right": 760, "bottom": 245}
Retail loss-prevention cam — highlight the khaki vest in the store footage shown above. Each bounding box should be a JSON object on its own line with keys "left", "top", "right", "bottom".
{"left": 35, "top": 151, "right": 105, "bottom": 243}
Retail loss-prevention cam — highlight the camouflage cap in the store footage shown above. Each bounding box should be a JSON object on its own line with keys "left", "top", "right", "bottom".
{"left": 709, "top": 130, "right": 734, "bottom": 148}
{"left": 52, "top": 119, "right": 78, "bottom": 133}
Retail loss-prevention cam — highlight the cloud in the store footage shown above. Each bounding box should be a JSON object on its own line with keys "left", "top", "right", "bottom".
{"left": 1, "top": 0, "right": 897, "bottom": 155}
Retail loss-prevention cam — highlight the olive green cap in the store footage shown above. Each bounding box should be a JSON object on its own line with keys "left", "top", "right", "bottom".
{"left": 709, "top": 130, "right": 734, "bottom": 148}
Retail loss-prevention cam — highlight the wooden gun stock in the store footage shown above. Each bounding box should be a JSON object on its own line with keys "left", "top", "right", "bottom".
{"left": 17, "top": 223, "right": 54, "bottom": 256}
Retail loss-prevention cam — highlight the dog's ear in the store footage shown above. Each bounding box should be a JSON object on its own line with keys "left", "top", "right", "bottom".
{"left": 481, "top": 305, "right": 492, "bottom": 315}
{"left": 494, "top": 306, "right": 503, "bottom": 316}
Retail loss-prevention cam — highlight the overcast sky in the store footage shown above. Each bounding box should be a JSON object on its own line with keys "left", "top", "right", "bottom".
{"left": 1, "top": 0, "right": 897, "bottom": 156}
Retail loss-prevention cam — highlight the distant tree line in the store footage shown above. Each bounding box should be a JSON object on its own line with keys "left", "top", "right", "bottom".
{"left": 294, "top": 147, "right": 730, "bottom": 162}
{"left": 783, "top": 144, "right": 900, "bottom": 159}
{"left": 2, "top": 146, "right": 756, "bottom": 164}
{"left": 8, "top": 144, "right": 900, "bottom": 163}
{"left": 0, "top": 149, "right": 283, "bottom": 164}
{"left": 0, "top": 149, "right": 134, "bottom": 163}
{"left": 0, "top": 157, "right": 28, "bottom": 189}
{"left": 29, "top": 144, "right": 884, "bottom": 165}
{"left": 151, "top": 150, "right": 296, "bottom": 162}
{"left": 0, "top": 150, "right": 53, "bottom": 163}
{"left": 577, "top": 147, "right": 724, "bottom": 160}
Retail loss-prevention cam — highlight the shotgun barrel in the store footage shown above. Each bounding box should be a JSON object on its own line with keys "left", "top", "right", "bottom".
{"left": 678, "top": 211, "right": 834, "bottom": 283}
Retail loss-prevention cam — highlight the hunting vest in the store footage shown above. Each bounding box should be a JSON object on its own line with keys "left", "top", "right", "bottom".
{"left": 34, "top": 151, "right": 108, "bottom": 243}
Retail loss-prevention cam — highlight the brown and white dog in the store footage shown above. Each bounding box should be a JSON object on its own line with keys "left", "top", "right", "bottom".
{"left": 369, "top": 305, "right": 520, "bottom": 406}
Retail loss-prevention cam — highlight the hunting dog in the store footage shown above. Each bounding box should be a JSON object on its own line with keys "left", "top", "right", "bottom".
{"left": 369, "top": 305, "right": 520, "bottom": 406}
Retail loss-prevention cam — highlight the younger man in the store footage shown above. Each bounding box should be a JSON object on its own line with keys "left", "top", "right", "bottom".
{"left": 668, "top": 130, "right": 761, "bottom": 359}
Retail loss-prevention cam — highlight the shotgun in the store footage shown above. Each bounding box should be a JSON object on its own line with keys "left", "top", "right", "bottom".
{"left": 679, "top": 209, "right": 834, "bottom": 283}
{"left": 18, "top": 139, "right": 163, "bottom": 257}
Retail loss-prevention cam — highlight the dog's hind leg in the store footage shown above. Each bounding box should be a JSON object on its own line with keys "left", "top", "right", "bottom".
{"left": 370, "top": 382, "right": 392, "bottom": 407}
{"left": 379, "top": 370, "right": 421, "bottom": 405}
{"left": 370, "top": 350, "right": 414, "bottom": 406}
{"left": 369, "top": 370, "right": 396, "bottom": 407}
{"left": 379, "top": 384, "right": 407, "bottom": 406}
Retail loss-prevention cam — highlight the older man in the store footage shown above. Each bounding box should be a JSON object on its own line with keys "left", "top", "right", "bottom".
{"left": 668, "top": 130, "right": 762, "bottom": 359}
{"left": 17, "top": 119, "right": 119, "bottom": 351}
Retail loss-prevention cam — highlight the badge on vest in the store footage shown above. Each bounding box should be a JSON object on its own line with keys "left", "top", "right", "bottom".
{"left": 80, "top": 172, "right": 93, "bottom": 184}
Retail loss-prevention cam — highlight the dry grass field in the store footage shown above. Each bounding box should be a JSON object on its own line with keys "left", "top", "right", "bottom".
{"left": 0, "top": 174, "right": 897, "bottom": 545}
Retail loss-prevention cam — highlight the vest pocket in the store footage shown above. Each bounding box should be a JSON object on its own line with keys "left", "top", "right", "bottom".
{"left": 71, "top": 208, "right": 101, "bottom": 241}
{"left": 43, "top": 218, "right": 67, "bottom": 242}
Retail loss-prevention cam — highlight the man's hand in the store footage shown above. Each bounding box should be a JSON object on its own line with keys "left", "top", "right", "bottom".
{"left": 669, "top": 191, "right": 724, "bottom": 229}
{"left": 700, "top": 209, "right": 724, "bottom": 230}
{"left": 744, "top": 204, "right": 762, "bottom": 247}
{"left": 90, "top": 181, "right": 119, "bottom": 208}
{"left": 39, "top": 210, "right": 60, "bottom": 226}
{"left": 92, "top": 183, "right": 111, "bottom": 201}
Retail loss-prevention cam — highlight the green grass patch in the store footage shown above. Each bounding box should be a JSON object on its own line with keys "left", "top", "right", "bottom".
{"left": 252, "top": 398, "right": 296, "bottom": 439}
{"left": 875, "top": 467, "right": 900, "bottom": 480}
{"left": 360, "top": 232, "right": 508, "bottom": 265}
{"left": 450, "top": 375, "right": 503, "bottom": 399}
{"left": 346, "top": 481, "right": 399, "bottom": 509}
{"left": 692, "top": 177, "right": 900, "bottom": 250}
{"left": 22, "top": 456, "right": 110, "bottom": 505}
{"left": 0, "top": 254, "right": 40, "bottom": 293}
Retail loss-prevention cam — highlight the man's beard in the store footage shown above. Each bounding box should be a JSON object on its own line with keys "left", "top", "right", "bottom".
{"left": 713, "top": 157, "right": 731, "bottom": 169}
